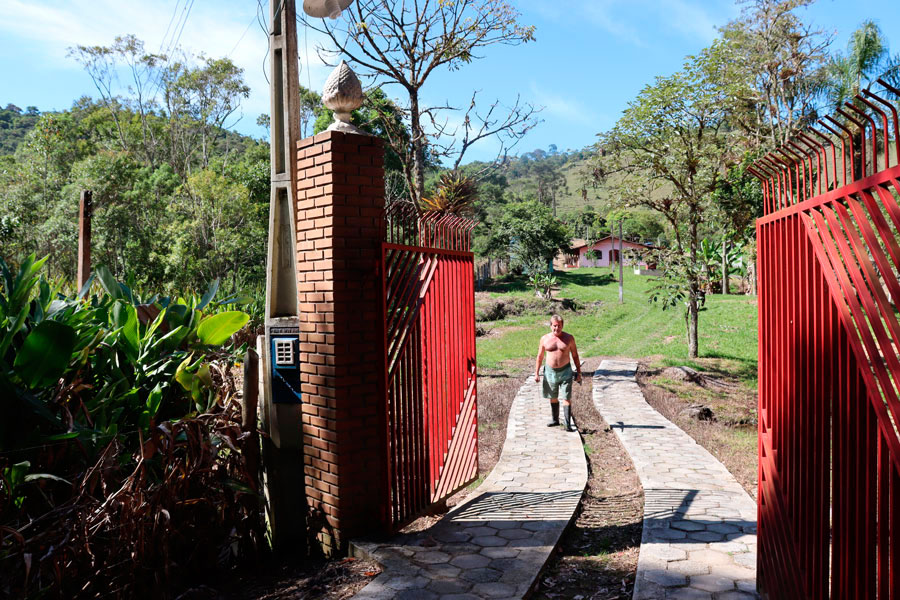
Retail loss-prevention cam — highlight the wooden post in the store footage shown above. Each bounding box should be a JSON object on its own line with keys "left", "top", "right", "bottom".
{"left": 722, "top": 233, "right": 730, "bottom": 295}
{"left": 77, "top": 190, "right": 92, "bottom": 290}
{"left": 265, "top": 0, "right": 302, "bottom": 321}
{"left": 618, "top": 220, "right": 624, "bottom": 303}
{"left": 240, "top": 348, "right": 265, "bottom": 543}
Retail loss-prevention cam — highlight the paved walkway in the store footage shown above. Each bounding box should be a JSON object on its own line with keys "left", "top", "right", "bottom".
{"left": 593, "top": 359, "right": 758, "bottom": 599}
{"left": 350, "top": 374, "right": 587, "bottom": 599}
{"left": 351, "top": 361, "right": 759, "bottom": 599}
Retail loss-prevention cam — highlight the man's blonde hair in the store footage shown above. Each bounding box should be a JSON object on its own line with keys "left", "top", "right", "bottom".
{"left": 551, "top": 314, "right": 563, "bottom": 324}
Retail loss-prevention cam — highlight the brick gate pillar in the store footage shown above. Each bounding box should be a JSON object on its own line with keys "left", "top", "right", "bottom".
{"left": 294, "top": 130, "right": 386, "bottom": 554}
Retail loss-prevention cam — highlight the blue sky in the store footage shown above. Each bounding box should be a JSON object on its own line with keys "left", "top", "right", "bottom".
{"left": 1, "top": 0, "right": 898, "bottom": 163}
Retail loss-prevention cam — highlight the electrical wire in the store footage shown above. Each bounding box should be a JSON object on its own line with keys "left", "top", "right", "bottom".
{"left": 229, "top": 13, "right": 258, "bottom": 57}
{"left": 304, "top": 15, "right": 312, "bottom": 92}
{"left": 146, "top": 0, "right": 196, "bottom": 104}
{"left": 157, "top": 0, "right": 182, "bottom": 55}
{"left": 257, "top": 0, "right": 271, "bottom": 85}
{"left": 169, "top": 0, "right": 195, "bottom": 57}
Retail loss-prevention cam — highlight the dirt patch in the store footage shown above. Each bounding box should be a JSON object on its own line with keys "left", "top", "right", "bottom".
{"left": 474, "top": 293, "right": 588, "bottom": 323}
{"left": 637, "top": 360, "right": 758, "bottom": 498}
{"left": 473, "top": 359, "right": 532, "bottom": 476}
{"left": 476, "top": 324, "right": 527, "bottom": 339}
{"left": 531, "top": 357, "right": 642, "bottom": 600}
{"left": 220, "top": 555, "right": 381, "bottom": 600}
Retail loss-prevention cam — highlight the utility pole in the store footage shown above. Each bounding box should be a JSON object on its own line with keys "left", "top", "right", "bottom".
{"left": 261, "top": 0, "right": 305, "bottom": 554}
{"left": 260, "top": 0, "right": 356, "bottom": 556}
{"left": 77, "top": 190, "right": 92, "bottom": 290}
{"left": 610, "top": 222, "right": 615, "bottom": 273}
{"left": 265, "top": 0, "right": 302, "bottom": 325}
{"left": 618, "top": 220, "right": 624, "bottom": 304}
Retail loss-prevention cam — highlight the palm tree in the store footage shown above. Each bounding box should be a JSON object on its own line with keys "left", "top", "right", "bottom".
{"left": 826, "top": 20, "right": 900, "bottom": 110}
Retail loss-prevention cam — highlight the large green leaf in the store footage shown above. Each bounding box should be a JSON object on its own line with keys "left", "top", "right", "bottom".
{"left": 24, "top": 472, "right": 70, "bottom": 485}
{"left": 197, "top": 278, "right": 220, "bottom": 311}
{"left": 111, "top": 302, "right": 139, "bottom": 360}
{"left": 14, "top": 320, "right": 76, "bottom": 388}
{"left": 0, "top": 304, "right": 29, "bottom": 359}
{"left": 2, "top": 254, "right": 47, "bottom": 319}
{"left": 77, "top": 272, "right": 95, "bottom": 299}
{"left": 146, "top": 383, "right": 163, "bottom": 417}
{"left": 94, "top": 265, "right": 124, "bottom": 301}
{"left": 175, "top": 354, "right": 196, "bottom": 391}
{"left": 196, "top": 311, "right": 249, "bottom": 346}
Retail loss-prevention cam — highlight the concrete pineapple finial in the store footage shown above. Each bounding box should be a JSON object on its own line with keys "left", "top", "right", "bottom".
{"left": 322, "top": 60, "right": 368, "bottom": 135}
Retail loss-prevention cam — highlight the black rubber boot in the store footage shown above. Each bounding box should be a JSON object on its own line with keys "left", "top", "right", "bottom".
{"left": 547, "top": 402, "right": 560, "bottom": 427}
{"left": 563, "top": 404, "right": 576, "bottom": 432}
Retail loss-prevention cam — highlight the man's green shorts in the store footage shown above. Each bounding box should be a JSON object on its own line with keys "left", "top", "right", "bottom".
{"left": 542, "top": 364, "right": 574, "bottom": 400}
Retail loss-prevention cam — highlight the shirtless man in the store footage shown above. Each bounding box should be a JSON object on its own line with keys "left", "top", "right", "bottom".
{"left": 534, "top": 314, "right": 582, "bottom": 432}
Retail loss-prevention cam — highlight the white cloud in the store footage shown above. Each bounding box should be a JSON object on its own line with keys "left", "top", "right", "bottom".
{"left": 0, "top": 0, "right": 343, "bottom": 136}
{"left": 658, "top": 0, "right": 723, "bottom": 43}
{"left": 528, "top": 83, "right": 604, "bottom": 128}
{"left": 582, "top": 0, "right": 647, "bottom": 48}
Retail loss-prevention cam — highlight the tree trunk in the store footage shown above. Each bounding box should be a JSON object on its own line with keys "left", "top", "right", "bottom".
{"left": 852, "top": 131, "right": 864, "bottom": 182}
{"left": 687, "top": 297, "right": 699, "bottom": 358}
{"left": 750, "top": 259, "right": 757, "bottom": 296}
{"left": 409, "top": 90, "right": 426, "bottom": 207}
{"left": 688, "top": 214, "right": 700, "bottom": 358}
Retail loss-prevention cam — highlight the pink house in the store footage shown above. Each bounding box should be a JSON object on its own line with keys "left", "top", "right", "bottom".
{"left": 565, "top": 236, "right": 651, "bottom": 268}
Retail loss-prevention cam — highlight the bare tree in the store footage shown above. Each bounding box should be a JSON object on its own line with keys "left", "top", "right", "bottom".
{"left": 69, "top": 35, "right": 249, "bottom": 177}
{"left": 69, "top": 35, "right": 167, "bottom": 167}
{"left": 303, "top": 0, "right": 540, "bottom": 207}
{"left": 719, "top": 0, "right": 831, "bottom": 149}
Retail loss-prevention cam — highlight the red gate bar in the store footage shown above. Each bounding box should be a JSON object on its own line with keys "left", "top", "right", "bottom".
{"left": 751, "top": 84, "right": 900, "bottom": 598}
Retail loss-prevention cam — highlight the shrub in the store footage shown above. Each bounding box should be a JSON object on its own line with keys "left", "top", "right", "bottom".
{"left": 0, "top": 255, "right": 262, "bottom": 597}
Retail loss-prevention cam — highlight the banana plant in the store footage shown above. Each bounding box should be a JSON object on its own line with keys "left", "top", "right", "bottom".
{"left": 697, "top": 238, "right": 721, "bottom": 292}
{"left": 0, "top": 256, "right": 250, "bottom": 452}
{"left": 528, "top": 271, "right": 558, "bottom": 299}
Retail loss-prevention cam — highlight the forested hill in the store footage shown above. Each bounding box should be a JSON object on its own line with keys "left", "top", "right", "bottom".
{"left": 0, "top": 104, "right": 41, "bottom": 155}
{"left": 460, "top": 145, "right": 668, "bottom": 246}
{"left": 501, "top": 147, "right": 598, "bottom": 214}
{"left": 0, "top": 95, "right": 271, "bottom": 293}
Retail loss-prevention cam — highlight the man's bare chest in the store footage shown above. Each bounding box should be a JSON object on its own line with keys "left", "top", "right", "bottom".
{"left": 543, "top": 337, "right": 569, "bottom": 353}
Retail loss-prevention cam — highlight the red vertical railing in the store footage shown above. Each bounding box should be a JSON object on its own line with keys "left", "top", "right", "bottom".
{"left": 750, "top": 83, "right": 900, "bottom": 598}
{"left": 380, "top": 204, "right": 478, "bottom": 530}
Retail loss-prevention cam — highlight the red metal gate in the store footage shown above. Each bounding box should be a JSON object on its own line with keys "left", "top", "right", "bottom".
{"left": 381, "top": 203, "right": 478, "bottom": 530}
{"left": 749, "top": 82, "right": 900, "bottom": 598}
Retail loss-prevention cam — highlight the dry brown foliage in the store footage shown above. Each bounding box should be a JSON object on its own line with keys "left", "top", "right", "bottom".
{"left": 0, "top": 361, "right": 265, "bottom": 599}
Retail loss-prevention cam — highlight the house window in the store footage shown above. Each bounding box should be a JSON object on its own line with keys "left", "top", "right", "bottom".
{"left": 597, "top": 250, "right": 603, "bottom": 260}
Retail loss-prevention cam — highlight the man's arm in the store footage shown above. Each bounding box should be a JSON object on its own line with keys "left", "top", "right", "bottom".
{"left": 570, "top": 337, "right": 582, "bottom": 382}
{"left": 534, "top": 338, "right": 546, "bottom": 382}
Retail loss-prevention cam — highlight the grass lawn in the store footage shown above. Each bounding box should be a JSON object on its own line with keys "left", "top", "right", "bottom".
{"left": 476, "top": 267, "right": 758, "bottom": 387}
